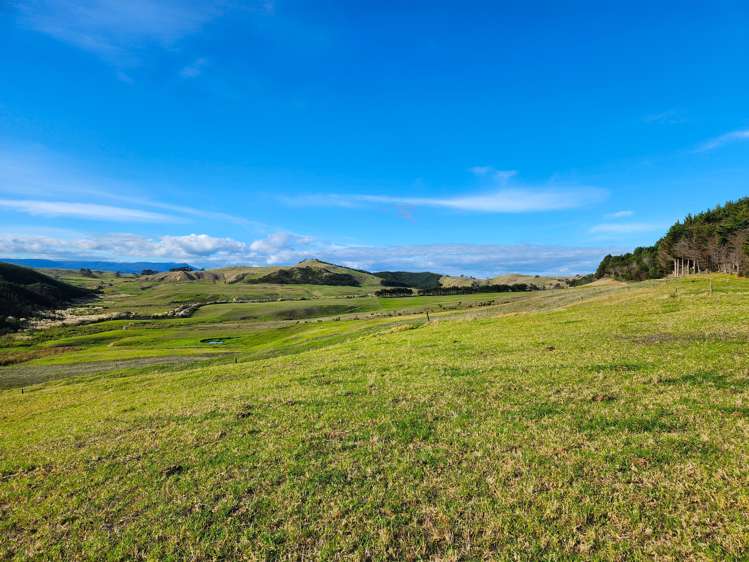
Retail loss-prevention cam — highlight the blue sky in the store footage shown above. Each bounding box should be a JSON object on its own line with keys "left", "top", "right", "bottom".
{"left": 1, "top": 1, "right": 748, "bottom": 276}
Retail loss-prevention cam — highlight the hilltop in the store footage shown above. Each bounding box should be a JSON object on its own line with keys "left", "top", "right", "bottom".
{"left": 247, "top": 266, "right": 360, "bottom": 286}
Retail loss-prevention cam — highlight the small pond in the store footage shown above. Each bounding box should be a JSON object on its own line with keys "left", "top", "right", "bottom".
{"left": 200, "top": 337, "right": 238, "bottom": 345}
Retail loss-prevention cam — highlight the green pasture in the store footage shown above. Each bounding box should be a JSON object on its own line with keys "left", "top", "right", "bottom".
{"left": 1, "top": 275, "right": 748, "bottom": 559}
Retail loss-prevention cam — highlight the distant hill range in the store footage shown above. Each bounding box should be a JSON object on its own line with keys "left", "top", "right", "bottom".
{"left": 142, "top": 259, "right": 383, "bottom": 288}
{"left": 0, "top": 258, "right": 194, "bottom": 274}
{"left": 596, "top": 197, "right": 749, "bottom": 281}
{"left": 137, "top": 259, "right": 584, "bottom": 290}
{"left": 9, "top": 257, "right": 589, "bottom": 290}
{"left": 0, "top": 262, "right": 95, "bottom": 329}
{"left": 373, "top": 271, "right": 579, "bottom": 291}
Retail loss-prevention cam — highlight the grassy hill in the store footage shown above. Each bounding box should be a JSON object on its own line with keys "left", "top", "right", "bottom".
{"left": 1, "top": 274, "right": 748, "bottom": 558}
{"left": 142, "top": 270, "right": 224, "bottom": 283}
{"left": 248, "top": 266, "right": 360, "bottom": 286}
{"left": 246, "top": 260, "right": 379, "bottom": 287}
{"left": 439, "top": 273, "right": 578, "bottom": 290}
{"left": 0, "top": 262, "right": 93, "bottom": 329}
{"left": 136, "top": 259, "right": 582, "bottom": 292}
{"left": 141, "top": 259, "right": 384, "bottom": 289}
{"left": 487, "top": 273, "right": 569, "bottom": 289}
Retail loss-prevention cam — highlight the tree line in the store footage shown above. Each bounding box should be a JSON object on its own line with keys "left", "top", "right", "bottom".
{"left": 596, "top": 197, "right": 749, "bottom": 281}
{"left": 375, "top": 283, "right": 540, "bottom": 297}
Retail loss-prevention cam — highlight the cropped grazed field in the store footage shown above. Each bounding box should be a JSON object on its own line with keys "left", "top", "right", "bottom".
{"left": 1, "top": 275, "right": 748, "bottom": 559}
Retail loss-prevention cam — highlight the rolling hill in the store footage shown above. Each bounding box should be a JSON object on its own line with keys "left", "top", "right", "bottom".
{"left": 247, "top": 266, "right": 360, "bottom": 286}
{"left": 142, "top": 270, "right": 224, "bottom": 283}
{"left": 142, "top": 259, "right": 387, "bottom": 288}
{"left": 0, "top": 262, "right": 94, "bottom": 328}
{"left": 136, "top": 259, "right": 586, "bottom": 291}
{"left": 440, "top": 273, "right": 582, "bottom": 290}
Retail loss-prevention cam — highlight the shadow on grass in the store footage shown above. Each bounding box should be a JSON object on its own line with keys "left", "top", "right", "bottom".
{"left": 577, "top": 407, "right": 684, "bottom": 434}
{"left": 660, "top": 371, "right": 749, "bottom": 391}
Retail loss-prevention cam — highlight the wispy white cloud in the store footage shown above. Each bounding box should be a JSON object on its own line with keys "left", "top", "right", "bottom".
{"left": 0, "top": 144, "right": 257, "bottom": 227}
{"left": 589, "top": 222, "right": 663, "bottom": 235}
{"left": 695, "top": 129, "right": 749, "bottom": 152}
{"left": 98, "top": 193, "right": 256, "bottom": 226}
{"left": 180, "top": 57, "right": 208, "bottom": 78}
{"left": 605, "top": 210, "right": 634, "bottom": 219}
{"left": 643, "top": 109, "right": 685, "bottom": 125}
{"left": 285, "top": 168, "right": 605, "bottom": 214}
{"left": 0, "top": 231, "right": 616, "bottom": 276}
{"left": 468, "top": 166, "right": 517, "bottom": 183}
{"left": 16, "top": 0, "right": 223, "bottom": 66}
{"left": 287, "top": 187, "right": 605, "bottom": 213}
{"left": 0, "top": 198, "right": 178, "bottom": 222}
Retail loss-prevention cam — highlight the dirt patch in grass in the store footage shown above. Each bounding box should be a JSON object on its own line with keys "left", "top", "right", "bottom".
{"left": 586, "top": 362, "right": 644, "bottom": 374}
{"left": 0, "top": 355, "right": 224, "bottom": 389}
{"left": 276, "top": 304, "right": 357, "bottom": 320}
{"left": 0, "top": 346, "right": 80, "bottom": 366}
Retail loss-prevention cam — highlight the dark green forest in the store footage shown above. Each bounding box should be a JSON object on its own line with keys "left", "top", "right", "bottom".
{"left": 596, "top": 198, "right": 749, "bottom": 280}
{"left": 373, "top": 271, "right": 443, "bottom": 290}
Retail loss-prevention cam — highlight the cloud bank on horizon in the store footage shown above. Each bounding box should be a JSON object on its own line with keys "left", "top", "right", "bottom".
{"left": 0, "top": 231, "right": 617, "bottom": 277}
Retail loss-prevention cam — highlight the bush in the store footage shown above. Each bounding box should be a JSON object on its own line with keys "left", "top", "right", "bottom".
{"left": 375, "top": 287, "right": 413, "bottom": 297}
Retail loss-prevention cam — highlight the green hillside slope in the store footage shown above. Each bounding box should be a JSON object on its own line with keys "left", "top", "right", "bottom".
{"left": 1, "top": 275, "right": 748, "bottom": 559}
{"left": 248, "top": 265, "right": 361, "bottom": 286}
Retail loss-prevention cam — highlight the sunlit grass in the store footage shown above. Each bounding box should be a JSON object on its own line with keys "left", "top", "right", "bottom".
{"left": 1, "top": 275, "right": 748, "bottom": 559}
